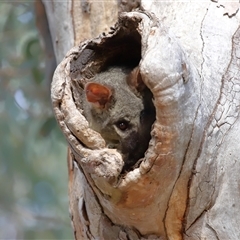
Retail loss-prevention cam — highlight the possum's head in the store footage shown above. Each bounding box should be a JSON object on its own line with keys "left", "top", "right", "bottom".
{"left": 84, "top": 67, "right": 155, "bottom": 169}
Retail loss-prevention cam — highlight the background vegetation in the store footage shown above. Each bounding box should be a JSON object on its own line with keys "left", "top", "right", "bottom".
{"left": 0, "top": 3, "right": 73, "bottom": 239}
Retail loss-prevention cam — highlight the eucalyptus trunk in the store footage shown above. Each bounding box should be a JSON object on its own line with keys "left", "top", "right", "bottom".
{"left": 43, "top": 1, "right": 240, "bottom": 239}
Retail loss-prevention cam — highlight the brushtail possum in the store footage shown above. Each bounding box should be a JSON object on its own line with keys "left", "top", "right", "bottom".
{"left": 82, "top": 67, "right": 155, "bottom": 169}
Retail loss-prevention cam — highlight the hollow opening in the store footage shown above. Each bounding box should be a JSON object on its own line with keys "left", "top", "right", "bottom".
{"left": 72, "top": 26, "right": 156, "bottom": 171}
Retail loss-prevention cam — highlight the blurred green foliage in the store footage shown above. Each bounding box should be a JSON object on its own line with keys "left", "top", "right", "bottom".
{"left": 0, "top": 3, "right": 73, "bottom": 239}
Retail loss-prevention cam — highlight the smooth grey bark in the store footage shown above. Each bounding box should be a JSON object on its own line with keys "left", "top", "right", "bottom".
{"left": 45, "top": 1, "right": 240, "bottom": 239}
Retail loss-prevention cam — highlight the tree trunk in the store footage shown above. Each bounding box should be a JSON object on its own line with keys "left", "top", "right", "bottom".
{"left": 44, "top": 1, "right": 240, "bottom": 239}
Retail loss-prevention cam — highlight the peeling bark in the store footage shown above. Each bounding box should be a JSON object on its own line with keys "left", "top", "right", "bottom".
{"left": 46, "top": 1, "right": 240, "bottom": 239}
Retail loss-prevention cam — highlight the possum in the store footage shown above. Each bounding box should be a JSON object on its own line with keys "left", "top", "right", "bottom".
{"left": 82, "top": 67, "right": 155, "bottom": 169}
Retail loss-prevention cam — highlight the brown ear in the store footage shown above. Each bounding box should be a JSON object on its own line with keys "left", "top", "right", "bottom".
{"left": 85, "top": 82, "right": 112, "bottom": 109}
{"left": 127, "top": 67, "right": 146, "bottom": 92}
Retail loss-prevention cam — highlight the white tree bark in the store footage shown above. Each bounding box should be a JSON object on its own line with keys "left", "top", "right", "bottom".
{"left": 45, "top": 1, "right": 240, "bottom": 239}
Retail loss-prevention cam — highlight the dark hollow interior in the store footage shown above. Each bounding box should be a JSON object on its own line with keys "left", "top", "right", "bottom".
{"left": 86, "top": 29, "right": 142, "bottom": 71}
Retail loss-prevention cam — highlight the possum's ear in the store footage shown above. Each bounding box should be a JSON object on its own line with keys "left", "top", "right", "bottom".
{"left": 85, "top": 82, "right": 112, "bottom": 109}
{"left": 127, "top": 67, "right": 146, "bottom": 92}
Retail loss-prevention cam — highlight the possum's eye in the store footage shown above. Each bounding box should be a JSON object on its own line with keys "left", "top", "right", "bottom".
{"left": 116, "top": 120, "right": 129, "bottom": 131}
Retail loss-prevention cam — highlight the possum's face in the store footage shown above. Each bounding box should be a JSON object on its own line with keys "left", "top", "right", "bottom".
{"left": 98, "top": 94, "right": 154, "bottom": 167}
{"left": 82, "top": 67, "right": 155, "bottom": 168}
